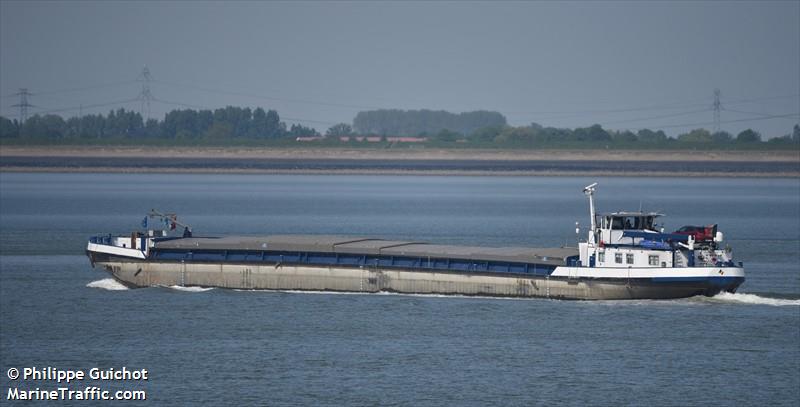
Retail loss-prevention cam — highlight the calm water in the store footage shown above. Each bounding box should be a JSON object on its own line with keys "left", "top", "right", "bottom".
{"left": 1, "top": 173, "right": 798, "bottom": 406}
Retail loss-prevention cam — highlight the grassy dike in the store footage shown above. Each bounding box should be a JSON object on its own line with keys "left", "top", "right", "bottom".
{"left": 0, "top": 145, "right": 798, "bottom": 177}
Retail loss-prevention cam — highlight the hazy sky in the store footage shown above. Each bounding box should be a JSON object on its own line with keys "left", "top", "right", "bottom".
{"left": 1, "top": 1, "right": 798, "bottom": 137}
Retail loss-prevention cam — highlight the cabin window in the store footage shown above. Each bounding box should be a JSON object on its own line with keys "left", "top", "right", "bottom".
{"left": 598, "top": 252, "right": 605, "bottom": 263}
{"left": 610, "top": 216, "right": 656, "bottom": 230}
{"left": 648, "top": 255, "right": 659, "bottom": 266}
{"left": 626, "top": 253, "right": 634, "bottom": 264}
{"left": 615, "top": 253, "right": 622, "bottom": 264}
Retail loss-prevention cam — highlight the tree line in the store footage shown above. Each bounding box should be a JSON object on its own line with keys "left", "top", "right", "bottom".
{"left": 1, "top": 106, "right": 797, "bottom": 147}
{"left": 0, "top": 107, "right": 319, "bottom": 141}
{"left": 469, "top": 123, "right": 799, "bottom": 145}
{"left": 353, "top": 109, "right": 507, "bottom": 137}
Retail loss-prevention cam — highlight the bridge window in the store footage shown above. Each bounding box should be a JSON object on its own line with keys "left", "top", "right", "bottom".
{"left": 626, "top": 253, "right": 634, "bottom": 264}
{"left": 615, "top": 253, "right": 622, "bottom": 264}
{"left": 598, "top": 252, "right": 605, "bottom": 263}
{"left": 649, "top": 255, "right": 659, "bottom": 266}
{"left": 612, "top": 216, "right": 641, "bottom": 230}
{"left": 624, "top": 217, "right": 635, "bottom": 229}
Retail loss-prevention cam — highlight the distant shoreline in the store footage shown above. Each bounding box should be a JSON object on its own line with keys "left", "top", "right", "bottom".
{"left": 1, "top": 146, "right": 798, "bottom": 177}
{"left": 2, "top": 146, "right": 798, "bottom": 161}
{"left": 2, "top": 166, "right": 798, "bottom": 178}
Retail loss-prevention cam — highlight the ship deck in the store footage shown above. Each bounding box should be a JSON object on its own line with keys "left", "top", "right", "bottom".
{"left": 153, "top": 235, "right": 578, "bottom": 267}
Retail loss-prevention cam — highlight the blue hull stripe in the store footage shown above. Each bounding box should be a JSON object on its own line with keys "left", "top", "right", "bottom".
{"left": 148, "top": 249, "right": 560, "bottom": 277}
{"left": 651, "top": 276, "right": 745, "bottom": 286}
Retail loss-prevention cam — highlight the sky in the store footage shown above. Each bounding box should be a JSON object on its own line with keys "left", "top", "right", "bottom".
{"left": 1, "top": 1, "right": 798, "bottom": 138}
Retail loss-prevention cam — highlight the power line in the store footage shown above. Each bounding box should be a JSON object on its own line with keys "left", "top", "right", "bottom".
{"left": 646, "top": 112, "right": 800, "bottom": 130}
{"left": 10, "top": 91, "right": 340, "bottom": 127}
{"left": 507, "top": 99, "right": 716, "bottom": 125}
{"left": 598, "top": 108, "right": 712, "bottom": 126}
{"left": 152, "top": 98, "right": 209, "bottom": 110}
{"left": 4, "top": 73, "right": 797, "bottom": 132}
{"left": 32, "top": 98, "right": 139, "bottom": 115}
{"left": 152, "top": 97, "right": 339, "bottom": 126}
{"left": 506, "top": 100, "right": 712, "bottom": 117}
{"left": 280, "top": 116, "right": 339, "bottom": 126}
{"left": 152, "top": 79, "right": 387, "bottom": 111}
{"left": 507, "top": 92, "right": 799, "bottom": 118}
{"left": 723, "top": 107, "right": 796, "bottom": 118}
{"left": 7, "top": 73, "right": 796, "bottom": 116}
{"left": 511, "top": 91, "right": 798, "bottom": 129}
{"left": 720, "top": 93, "right": 800, "bottom": 105}
{"left": 27, "top": 80, "right": 138, "bottom": 96}
{"left": 5, "top": 95, "right": 794, "bottom": 132}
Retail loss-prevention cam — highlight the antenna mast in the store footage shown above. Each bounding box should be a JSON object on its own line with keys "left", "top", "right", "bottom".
{"left": 583, "top": 183, "right": 598, "bottom": 245}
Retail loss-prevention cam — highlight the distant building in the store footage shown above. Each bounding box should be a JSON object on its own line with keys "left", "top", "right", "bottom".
{"left": 295, "top": 135, "right": 428, "bottom": 143}
{"left": 335, "top": 136, "right": 428, "bottom": 143}
{"left": 388, "top": 137, "right": 428, "bottom": 143}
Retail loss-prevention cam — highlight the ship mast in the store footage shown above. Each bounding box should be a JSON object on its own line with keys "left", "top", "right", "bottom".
{"left": 583, "top": 183, "right": 598, "bottom": 245}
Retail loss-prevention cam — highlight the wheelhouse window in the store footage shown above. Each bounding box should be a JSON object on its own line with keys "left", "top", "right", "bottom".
{"left": 615, "top": 253, "right": 622, "bottom": 264}
{"left": 648, "top": 255, "right": 659, "bottom": 266}
{"left": 626, "top": 253, "right": 634, "bottom": 264}
{"left": 609, "top": 215, "right": 657, "bottom": 230}
{"left": 598, "top": 252, "right": 605, "bottom": 263}
{"left": 624, "top": 217, "right": 635, "bottom": 229}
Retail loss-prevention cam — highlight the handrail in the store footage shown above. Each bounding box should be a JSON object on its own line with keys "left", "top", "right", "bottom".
{"left": 148, "top": 209, "right": 192, "bottom": 232}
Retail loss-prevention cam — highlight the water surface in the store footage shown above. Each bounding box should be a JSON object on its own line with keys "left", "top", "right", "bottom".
{"left": 1, "top": 173, "right": 798, "bottom": 406}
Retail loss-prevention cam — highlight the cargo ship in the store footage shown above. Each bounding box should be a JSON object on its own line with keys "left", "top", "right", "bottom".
{"left": 85, "top": 183, "right": 744, "bottom": 300}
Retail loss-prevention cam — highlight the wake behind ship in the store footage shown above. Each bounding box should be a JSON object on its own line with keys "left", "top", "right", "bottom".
{"left": 85, "top": 184, "right": 744, "bottom": 300}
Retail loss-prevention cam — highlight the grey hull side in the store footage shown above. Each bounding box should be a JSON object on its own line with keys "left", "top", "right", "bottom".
{"left": 95, "top": 259, "right": 734, "bottom": 300}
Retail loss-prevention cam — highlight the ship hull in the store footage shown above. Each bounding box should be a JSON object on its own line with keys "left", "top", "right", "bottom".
{"left": 91, "top": 256, "right": 744, "bottom": 300}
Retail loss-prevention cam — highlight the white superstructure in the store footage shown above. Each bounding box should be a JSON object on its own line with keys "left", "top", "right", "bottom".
{"left": 549, "top": 183, "right": 744, "bottom": 285}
